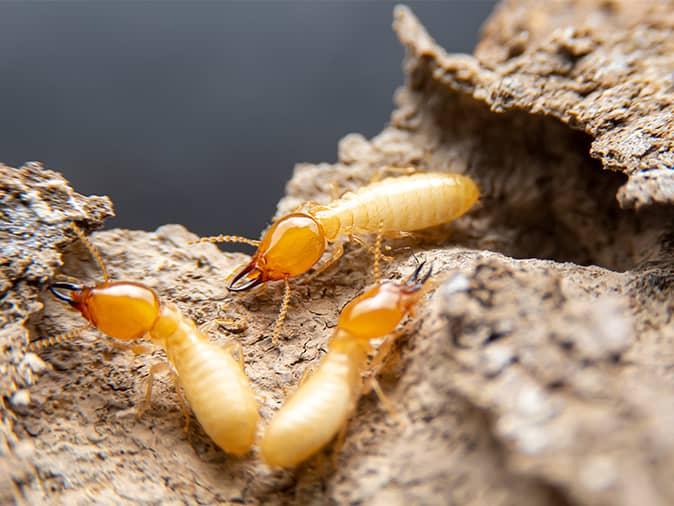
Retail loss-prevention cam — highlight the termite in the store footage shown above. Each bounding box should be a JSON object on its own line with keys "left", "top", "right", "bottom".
{"left": 259, "top": 261, "right": 433, "bottom": 468}
{"left": 29, "top": 224, "right": 260, "bottom": 456}
{"left": 194, "top": 170, "right": 478, "bottom": 342}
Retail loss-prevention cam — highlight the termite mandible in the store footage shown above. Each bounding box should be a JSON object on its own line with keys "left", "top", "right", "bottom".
{"left": 194, "top": 170, "right": 478, "bottom": 343}
{"left": 29, "top": 224, "right": 260, "bottom": 456}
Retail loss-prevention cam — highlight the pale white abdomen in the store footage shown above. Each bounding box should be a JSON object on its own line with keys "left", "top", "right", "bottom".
{"left": 315, "top": 172, "right": 479, "bottom": 239}
{"left": 260, "top": 349, "right": 364, "bottom": 468}
{"left": 159, "top": 314, "right": 259, "bottom": 456}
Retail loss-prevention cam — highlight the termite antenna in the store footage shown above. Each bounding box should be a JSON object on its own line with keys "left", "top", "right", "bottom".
{"left": 189, "top": 235, "right": 261, "bottom": 248}
{"left": 69, "top": 223, "right": 109, "bottom": 283}
{"left": 25, "top": 325, "right": 90, "bottom": 352}
{"left": 373, "top": 220, "right": 384, "bottom": 284}
{"left": 49, "top": 281, "right": 84, "bottom": 305}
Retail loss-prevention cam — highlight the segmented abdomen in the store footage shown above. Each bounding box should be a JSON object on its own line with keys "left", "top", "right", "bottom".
{"left": 260, "top": 349, "right": 364, "bottom": 468}
{"left": 163, "top": 316, "right": 259, "bottom": 456}
{"left": 316, "top": 172, "right": 479, "bottom": 238}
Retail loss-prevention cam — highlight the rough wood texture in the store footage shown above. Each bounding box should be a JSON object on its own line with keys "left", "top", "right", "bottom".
{"left": 2, "top": 1, "right": 674, "bottom": 505}
{"left": 400, "top": 0, "right": 674, "bottom": 209}
{"left": 0, "top": 162, "right": 113, "bottom": 502}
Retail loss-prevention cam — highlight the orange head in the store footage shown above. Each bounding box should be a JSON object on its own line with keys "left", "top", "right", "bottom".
{"left": 50, "top": 280, "right": 161, "bottom": 341}
{"left": 228, "top": 213, "right": 327, "bottom": 291}
{"left": 336, "top": 262, "right": 433, "bottom": 341}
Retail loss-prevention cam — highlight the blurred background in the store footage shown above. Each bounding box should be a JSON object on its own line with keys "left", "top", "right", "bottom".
{"left": 0, "top": 1, "right": 497, "bottom": 240}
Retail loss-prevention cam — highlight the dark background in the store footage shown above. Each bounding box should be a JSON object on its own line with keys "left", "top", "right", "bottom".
{"left": 0, "top": 2, "right": 497, "bottom": 240}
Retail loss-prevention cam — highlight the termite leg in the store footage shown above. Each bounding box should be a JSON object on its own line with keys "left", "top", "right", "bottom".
{"left": 349, "top": 234, "right": 368, "bottom": 250}
{"left": 299, "top": 241, "right": 344, "bottom": 285}
{"left": 310, "top": 242, "right": 345, "bottom": 278}
{"left": 369, "top": 166, "right": 418, "bottom": 183}
{"left": 107, "top": 339, "right": 153, "bottom": 355}
{"left": 350, "top": 234, "right": 393, "bottom": 267}
{"left": 170, "top": 371, "right": 190, "bottom": 433}
{"left": 383, "top": 230, "right": 415, "bottom": 240}
{"left": 367, "top": 376, "right": 397, "bottom": 418}
{"left": 364, "top": 334, "right": 404, "bottom": 423}
{"left": 367, "top": 332, "right": 402, "bottom": 375}
{"left": 139, "top": 362, "right": 190, "bottom": 433}
{"left": 271, "top": 278, "right": 292, "bottom": 344}
{"left": 189, "top": 234, "right": 260, "bottom": 248}
{"left": 362, "top": 333, "right": 406, "bottom": 419}
{"left": 137, "top": 362, "right": 171, "bottom": 418}
{"left": 69, "top": 223, "right": 110, "bottom": 283}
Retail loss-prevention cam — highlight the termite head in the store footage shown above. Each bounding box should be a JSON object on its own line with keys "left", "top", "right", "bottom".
{"left": 49, "top": 280, "right": 160, "bottom": 341}
{"left": 228, "top": 213, "right": 326, "bottom": 291}
{"left": 336, "top": 262, "right": 433, "bottom": 341}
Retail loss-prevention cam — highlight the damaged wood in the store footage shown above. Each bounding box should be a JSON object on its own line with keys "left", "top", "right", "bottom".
{"left": 395, "top": 1, "right": 674, "bottom": 209}
{"left": 2, "top": 1, "right": 674, "bottom": 504}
